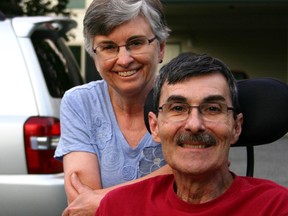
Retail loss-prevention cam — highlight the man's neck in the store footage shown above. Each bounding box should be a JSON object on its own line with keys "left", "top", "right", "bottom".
{"left": 173, "top": 170, "right": 234, "bottom": 204}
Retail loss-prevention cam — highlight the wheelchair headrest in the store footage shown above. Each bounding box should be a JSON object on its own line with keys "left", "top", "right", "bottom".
{"left": 144, "top": 78, "right": 288, "bottom": 147}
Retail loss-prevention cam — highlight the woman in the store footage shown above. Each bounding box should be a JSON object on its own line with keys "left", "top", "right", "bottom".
{"left": 55, "top": 0, "right": 171, "bottom": 215}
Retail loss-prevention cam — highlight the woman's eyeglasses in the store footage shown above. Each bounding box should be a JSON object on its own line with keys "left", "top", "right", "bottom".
{"left": 93, "top": 36, "right": 157, "bottom": 60}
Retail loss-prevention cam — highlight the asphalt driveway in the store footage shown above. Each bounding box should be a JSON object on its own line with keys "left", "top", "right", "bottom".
{"left": 229, "top": 135, "right": 288, "bottom": 187}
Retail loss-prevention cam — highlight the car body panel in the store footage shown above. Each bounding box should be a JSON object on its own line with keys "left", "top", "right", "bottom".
{"left": 0, "top": 116, "right": 27, "bottom": 174}
{"left": 0, "top": 16, "right": 82, "bottom": 215}
{"left": 0, "top": 173, "right": 66, "bottom": 215}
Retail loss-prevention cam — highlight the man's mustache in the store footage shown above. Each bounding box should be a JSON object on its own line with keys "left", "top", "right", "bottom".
{"left": 176, "top": 132, "right": 217, "bottom": 146}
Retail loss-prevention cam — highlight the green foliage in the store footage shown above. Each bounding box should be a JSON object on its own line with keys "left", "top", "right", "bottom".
{"left": 0, "top": 0, "right": 71, "bottom": 17}
{"left": 0, "top": 0, "right": 24, "bottom": 16}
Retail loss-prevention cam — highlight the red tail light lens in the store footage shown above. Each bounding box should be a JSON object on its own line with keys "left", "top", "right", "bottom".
{"left": 24, "top": 117, "right": 63, "bottom": 174}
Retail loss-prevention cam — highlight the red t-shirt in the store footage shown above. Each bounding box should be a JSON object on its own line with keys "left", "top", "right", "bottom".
{"left": 96, "top": 174, "right": 288, "bottom": 216}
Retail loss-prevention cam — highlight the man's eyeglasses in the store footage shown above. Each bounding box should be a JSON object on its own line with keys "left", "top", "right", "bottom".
{"left": 158, "top": 102, "right": 234, "bottom": 122}
{"left": 93, "top": 36, "right": 157, "bottom": 60}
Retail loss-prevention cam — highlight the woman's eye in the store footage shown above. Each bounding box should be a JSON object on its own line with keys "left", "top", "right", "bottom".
{"left": 102, "top": 44, "right": 117, "bottom": 51}
{"left": 128, "top": 39, "right": 145, "bottom": 48}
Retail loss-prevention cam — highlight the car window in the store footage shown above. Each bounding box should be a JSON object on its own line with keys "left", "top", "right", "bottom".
{"left": 32, "top": 31, "right": 83, "bottom": 98}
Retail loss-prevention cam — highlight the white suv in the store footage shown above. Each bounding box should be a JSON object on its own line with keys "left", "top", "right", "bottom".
{"left": 0, "top": 14, "right": 83, "bottom": 215}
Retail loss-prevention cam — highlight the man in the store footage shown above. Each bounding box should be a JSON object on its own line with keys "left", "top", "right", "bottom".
{"left": 95, "top": 52, "right": 288, "bottom": 216}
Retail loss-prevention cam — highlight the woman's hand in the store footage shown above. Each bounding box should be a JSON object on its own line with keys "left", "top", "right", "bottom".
{"left": 62, "top": 173, "right": 106, "bottom": 216}
{"left": 62, "top": 164, "right": 172, "bottom": 216}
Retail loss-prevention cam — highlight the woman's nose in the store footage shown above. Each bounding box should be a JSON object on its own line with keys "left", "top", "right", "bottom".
{"left": 115, "top": 46, "right": 134, "bottom": 67}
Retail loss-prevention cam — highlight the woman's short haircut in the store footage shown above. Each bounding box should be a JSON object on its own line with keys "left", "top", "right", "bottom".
{"left": 83, "top": 0, "right": 170, "bottom": 56}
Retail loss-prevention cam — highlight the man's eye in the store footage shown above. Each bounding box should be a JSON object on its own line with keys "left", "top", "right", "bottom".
{"left": 169, "top": 104, "right": 187, "bottom": 113}
{"left": 203, "top": 103, "right": 222, "bottom": 114}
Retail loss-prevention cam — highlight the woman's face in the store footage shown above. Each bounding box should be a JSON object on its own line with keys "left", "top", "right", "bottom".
{"left": 93, "top": 16, "right": 165, "bottom": 97}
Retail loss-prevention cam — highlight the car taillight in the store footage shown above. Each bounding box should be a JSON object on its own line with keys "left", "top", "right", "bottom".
{"left": 24, "top": 117, "right": 63, "bottom": 174}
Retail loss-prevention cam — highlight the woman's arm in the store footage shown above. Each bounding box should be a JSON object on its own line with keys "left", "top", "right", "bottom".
{"left": 62, "top": 164, "right": 172, "bottom": 216}
{"left": 63, "top": 151, "right": 102, "bottom": 204}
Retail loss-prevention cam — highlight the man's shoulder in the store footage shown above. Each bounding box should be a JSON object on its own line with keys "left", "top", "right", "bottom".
{"left": 97, "top": 175, "right": 174, "bottom": 215}
{"left": 234, "top": 176, "right": 288, "bottom": 214}
{"left": 239, "top": 176, "right": 286, "bottom": 187}
{"left": 237, "top": 175, "right": 288, "bottom": 195}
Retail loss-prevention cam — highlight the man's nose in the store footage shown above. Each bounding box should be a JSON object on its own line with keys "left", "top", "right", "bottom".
{"left": 184, "top": 108, "right": 206, "bottom": 133}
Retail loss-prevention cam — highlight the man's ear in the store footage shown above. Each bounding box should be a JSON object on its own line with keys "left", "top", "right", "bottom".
{"left": 231, "top": 113, "right": 243, "bottom": 145}
{"left": 148, "top": 111, "right": 161, "bottom": 143}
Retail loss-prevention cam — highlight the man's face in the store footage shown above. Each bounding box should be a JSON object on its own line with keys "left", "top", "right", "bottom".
{"left": 149, "top": 73, "right": 243, "bottom": 175}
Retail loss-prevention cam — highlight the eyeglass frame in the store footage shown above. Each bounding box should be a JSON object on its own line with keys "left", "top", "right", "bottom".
{"left": 158, "top": 102, "right": 235, "bottom": 122}
{"left": 92, "top": 36, "right": 157, "bottom": 59}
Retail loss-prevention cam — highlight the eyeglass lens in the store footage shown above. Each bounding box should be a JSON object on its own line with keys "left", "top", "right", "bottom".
{"left": 159, "top": 102, "right": 233, "bottom": 122}
{"left": 94, "top": 36, "right": 156, "bottom": 59}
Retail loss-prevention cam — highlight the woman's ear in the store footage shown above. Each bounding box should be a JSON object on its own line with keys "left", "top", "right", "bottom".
{"left": 158, "top": 42, "right": 166, "bottom": 64}
{"left": 148, "top": 111, "right": 161, "bottom": 143}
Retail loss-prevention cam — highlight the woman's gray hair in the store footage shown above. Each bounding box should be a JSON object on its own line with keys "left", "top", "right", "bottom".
{"left": 83, "top": 0, "right": 170, "bottom": 57}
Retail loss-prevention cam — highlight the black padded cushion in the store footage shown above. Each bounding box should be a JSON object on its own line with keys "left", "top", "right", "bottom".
{"left": 235, "top": 78, "right": 288, "bottom": 146}
{"left": 144, "top": 78, "right": 288, "bottom": 147}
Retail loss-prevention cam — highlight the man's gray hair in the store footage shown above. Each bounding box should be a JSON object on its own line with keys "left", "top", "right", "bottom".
{"left": 154, "top": 52, "right": 239, "bottom": 119}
